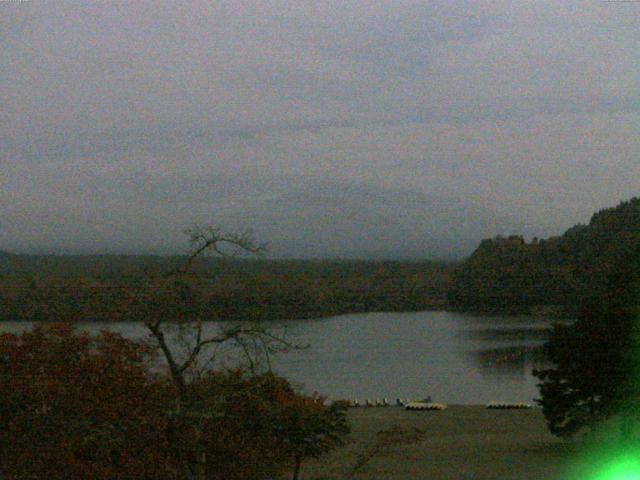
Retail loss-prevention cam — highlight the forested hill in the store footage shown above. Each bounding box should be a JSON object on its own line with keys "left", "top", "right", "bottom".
{"left": 0, "top": 256, "right": 452, "bottom": 322}
{"left": 447, "top": 197, "right": 640, "bottom": 317}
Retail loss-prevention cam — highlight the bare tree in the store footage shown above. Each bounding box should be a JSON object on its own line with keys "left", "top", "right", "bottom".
{"left": 133, "top": 226, "right": 301, "bottom": 479}
{"left": 139, "top": 226, "right": 299, "bottom": 406}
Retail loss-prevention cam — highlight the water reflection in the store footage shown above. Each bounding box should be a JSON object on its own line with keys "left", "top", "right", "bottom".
{"left": 0, "top": 311, "right": 558, "bottom": 404}
{"left": 459, "top": 318, "right": 552, "bottom": 379}
{"left": 472, "top": 344, "right": 548, "bottom": 375}
{"left": 466, "top": 327, "right": 552, "bottom": 342}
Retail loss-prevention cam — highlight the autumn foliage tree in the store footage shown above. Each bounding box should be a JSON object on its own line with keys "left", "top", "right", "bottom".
{"left": 272, "top": 392, "right": 349, "bottom": 480}
{"left": 0, "top": 324, "right": 350, "bottom": 480}
{"left": 0, "top": 227, "right": 350, "bottom": 479}
{"left": 165, "top": 371, "right": 296, "bottom": 480}
{"left": 183, "top": 371, "right": 349, "bottom": 480}
{"left": 0, "top": 324, "right": 175, "bottom": 480}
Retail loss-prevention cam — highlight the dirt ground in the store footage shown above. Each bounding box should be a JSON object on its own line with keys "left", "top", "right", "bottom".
{"left": 297, "top": 405, "right": 578, "bottom": 480}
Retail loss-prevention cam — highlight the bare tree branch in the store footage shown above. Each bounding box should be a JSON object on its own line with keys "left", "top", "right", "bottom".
{"left": 163, "top": 226, "right": 268, "bottom": 279}
{"left": 138, "top": 225, "right": 306, "bottom": 405}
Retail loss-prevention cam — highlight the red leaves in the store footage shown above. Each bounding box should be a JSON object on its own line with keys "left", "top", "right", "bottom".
{"left": 0, "top": 324, "right": 172, "bottom": 480}
{"left": 0, "top": 326, "right": 349, "bottom": 480}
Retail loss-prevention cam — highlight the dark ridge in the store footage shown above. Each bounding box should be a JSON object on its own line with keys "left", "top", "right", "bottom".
{"left": 448, "top": 197, "right": 640, "bottom": 316}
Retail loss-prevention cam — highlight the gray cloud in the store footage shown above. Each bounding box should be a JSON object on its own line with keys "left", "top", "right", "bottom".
{"left": 2, "top": 0, "right": 640, "bottom": 256}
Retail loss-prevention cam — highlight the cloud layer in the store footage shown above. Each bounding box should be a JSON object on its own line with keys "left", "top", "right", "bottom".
{"left": 2, "top": 1, "right": 639, "bottom": 256}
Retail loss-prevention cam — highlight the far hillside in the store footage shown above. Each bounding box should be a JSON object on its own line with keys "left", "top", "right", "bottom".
{"left": 448, "top": 197, "right": 640, "bottom": 317}
{"left": 0, "top": 256, "right": 452, "bottom": 323}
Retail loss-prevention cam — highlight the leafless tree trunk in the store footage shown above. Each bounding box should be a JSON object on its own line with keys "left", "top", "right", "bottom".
{"left": 136, "top": 226, "right": 300, "bottom": 479}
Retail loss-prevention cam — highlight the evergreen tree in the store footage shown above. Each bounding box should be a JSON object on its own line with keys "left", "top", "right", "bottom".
{"left": 534, "top": 244, "right": 640, "bottom": 438}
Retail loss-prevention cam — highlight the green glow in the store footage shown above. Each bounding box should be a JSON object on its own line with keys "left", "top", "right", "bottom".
{"left": 564, "top": 439, "right": 640, "bottom": 480}
{"left": 593, "top": 456, "right": 640, "bottom": 480}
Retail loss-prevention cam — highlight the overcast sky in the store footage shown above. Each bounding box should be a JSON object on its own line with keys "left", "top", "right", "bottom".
{"left": 2, "top": 1, "right": 639, "bottom": 257}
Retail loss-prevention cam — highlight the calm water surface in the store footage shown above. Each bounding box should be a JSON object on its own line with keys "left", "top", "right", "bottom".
{"left": 0, "top": 311, "right": 554, "bottom": 404}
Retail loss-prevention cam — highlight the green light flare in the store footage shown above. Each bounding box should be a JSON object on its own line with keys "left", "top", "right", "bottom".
{"left": 564, "top": 440, "right": 640, "bottom": 480}
{"left": 593, "top": 456, "right": 640, "bottom": 480}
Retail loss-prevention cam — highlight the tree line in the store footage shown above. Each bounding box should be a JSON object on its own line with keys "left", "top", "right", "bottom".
{"left": 448, "top": 197, "right": 640, "bottom": 317}
{"left": 0, "top": 255, "right": 451, "bottom": 323}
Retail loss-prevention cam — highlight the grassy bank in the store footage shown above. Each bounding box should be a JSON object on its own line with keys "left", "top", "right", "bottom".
{"left": 297, "top": 405, "right": 575, "bottom": 480}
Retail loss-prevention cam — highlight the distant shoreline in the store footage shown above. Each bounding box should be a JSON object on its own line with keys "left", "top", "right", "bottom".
{"left": 0, "top": 257, "right": 453, "bottom": 323}
{"left": 0, "top": 308, "right": 563, "bottom": 324}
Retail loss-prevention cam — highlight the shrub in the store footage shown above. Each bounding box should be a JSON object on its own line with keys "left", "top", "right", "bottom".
{"left": 0, "top": 325, "right": 350, "bottom": 480}
{"left": 0, "top": 324, "right": 174, "bottom": 480}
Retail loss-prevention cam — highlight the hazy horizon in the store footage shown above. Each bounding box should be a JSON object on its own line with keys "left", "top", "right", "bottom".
{"left": 2, "top": 1, "right": 639, "bottom": 258}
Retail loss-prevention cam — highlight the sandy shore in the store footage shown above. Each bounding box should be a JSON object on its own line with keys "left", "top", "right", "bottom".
{"left": 297, "top": 405, "right": 576, "bottom": 480}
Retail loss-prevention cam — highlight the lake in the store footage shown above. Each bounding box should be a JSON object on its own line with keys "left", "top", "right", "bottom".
{"left": 0, "top": 311, "right": 555, "bottom": 405}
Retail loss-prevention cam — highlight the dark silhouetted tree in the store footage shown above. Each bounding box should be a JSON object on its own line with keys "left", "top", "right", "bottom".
{"left": 534, "top": 244, "right": 640, "bottom": 438}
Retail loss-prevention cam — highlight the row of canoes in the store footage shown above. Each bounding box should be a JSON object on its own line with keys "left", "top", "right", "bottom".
{"left": 343, "top": 399, "right": 534, "bottom": 410}
{"left": 485, "top": 402, "right": 533, "bottom": 409}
